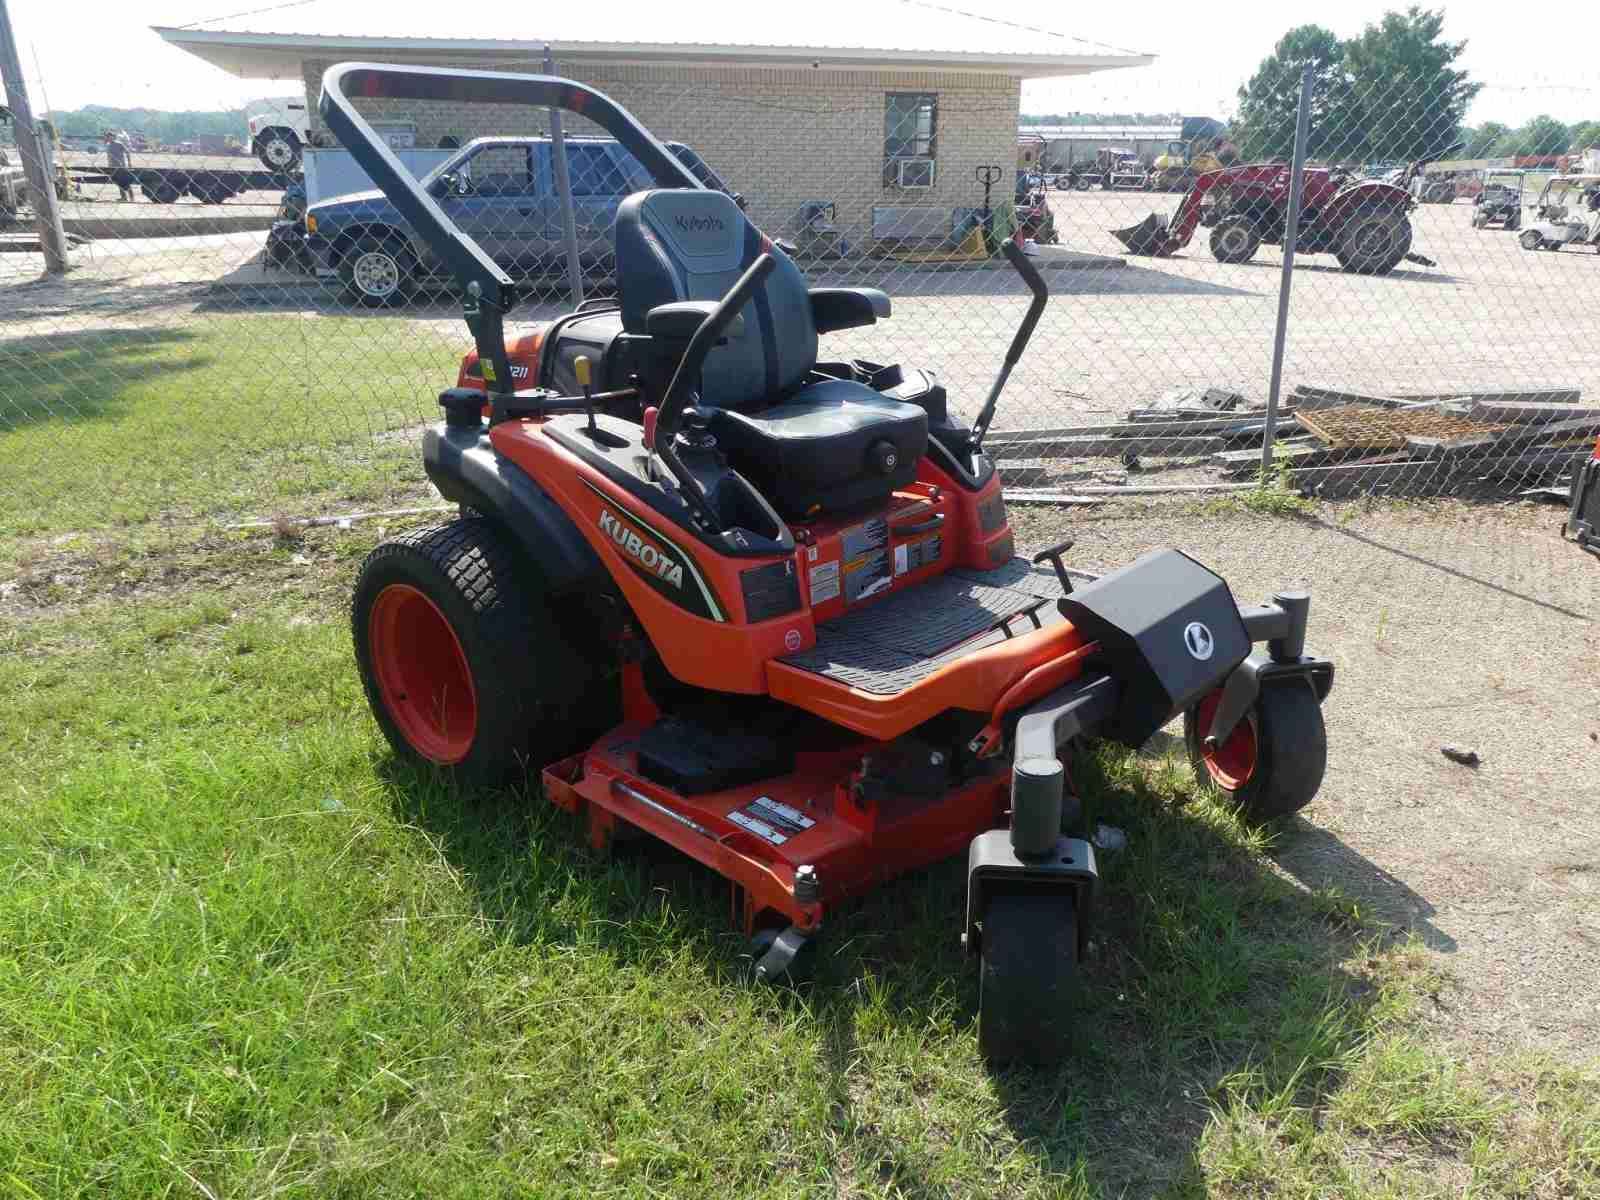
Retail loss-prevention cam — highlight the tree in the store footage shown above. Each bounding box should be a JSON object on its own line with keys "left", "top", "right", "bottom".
{"left": 1234, "top": 25, "right": 1361, "bottom": 162}
{"left": 1464, "top": 121, "right": 1508, "bottom": 157}
{"left": 1342, "top": 7, "right": 1481, "bottom": 162}
{"left": 1565, "top": 120, "right": 1600, "bottom": 154}
{"left": 1492, "top": 115, "right": 1572, "bottom": 157}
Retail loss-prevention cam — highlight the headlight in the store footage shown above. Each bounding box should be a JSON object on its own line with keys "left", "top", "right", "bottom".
{"left": 304, "top": 213, "right": 317, "bottom": 234}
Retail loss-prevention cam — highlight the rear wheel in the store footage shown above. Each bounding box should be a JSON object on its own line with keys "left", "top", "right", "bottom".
{"left": 1209, "top": 217, "right": 1261, "bottom": 264}
{"left": 1185, "top": 681, "right": 1327, "bottom": 822}
{"left": 1505, "top": 210, "right": 1520, "bottom": 231}
{"left": 1336, "top": 209, "right": 1412, "bottom": 274}
{"left": 978, "top": 891, "right": 1079, "bottom": 1064}
{"left": 1520, "top": 228, "right": 1545, "bottom": 252}
{"left": 339, "top": 234, "right": 415, "bottom": 306}
{"left": 352, "top": 519, "right": 588, "bottom": 785}
{"left": 142, "top": 181, "right": 182, "bottom": 205}
{"left": 255, "top": 128, "right": 302, "bottom": 172}
{"left": 1074, "top": 176, "right": 1091, "bottom": 192}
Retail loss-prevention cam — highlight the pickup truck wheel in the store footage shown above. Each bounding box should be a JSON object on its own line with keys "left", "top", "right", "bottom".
{"left": 339, "top": 235, "right": 415, "bottom": 307}
{"left": 255, "top": 129, "right": 301, "bottom": 172}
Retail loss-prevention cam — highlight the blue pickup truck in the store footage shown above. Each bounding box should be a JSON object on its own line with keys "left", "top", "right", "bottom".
{"left": 304, "top": 135, "right": 739, "bottom": 304}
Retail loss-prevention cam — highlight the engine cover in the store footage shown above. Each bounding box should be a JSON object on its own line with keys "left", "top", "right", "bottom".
{"left": 1057, "top": 549, "right": 1249, "bottom": 746}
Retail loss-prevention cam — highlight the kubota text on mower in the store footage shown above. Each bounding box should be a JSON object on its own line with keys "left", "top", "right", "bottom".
{"left": 326, "top": 63, "right": 1335, "bottom": 1064}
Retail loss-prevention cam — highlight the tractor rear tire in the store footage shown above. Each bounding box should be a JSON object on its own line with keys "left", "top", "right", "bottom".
{"left": 978, "top": 891, "right": 1078, "bottom": 1064}
{"left": 352, "top": 519, "right": 591, "bottom": 786}
{"left": 1209, "top": 218, "right": 1261, "bottom": 264}
{"left": 1336, "top": 209, "right": 1412, "bottom": 275}
{"left": 1185, "top": 680, "right": 1327, "bottom": 823}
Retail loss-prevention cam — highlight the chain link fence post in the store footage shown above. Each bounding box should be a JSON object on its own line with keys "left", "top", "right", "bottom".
{"left": 545, "top": 46, "right": 585, "bottom": 306}
{"left": 1261, "top": 63, "right": 1315, "bottom": 479}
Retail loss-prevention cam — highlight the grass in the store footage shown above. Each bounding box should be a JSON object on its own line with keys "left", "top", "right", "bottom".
{"left": 0, "top": 317, "right": 465, "bottom": 535}
{"left": 3, "top": 531, "right": 1596, "bottom": 1197}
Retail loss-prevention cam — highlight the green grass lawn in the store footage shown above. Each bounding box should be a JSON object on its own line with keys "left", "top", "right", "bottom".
{"left": 2, "top": 530, "right": 1594, "bottom": 1198}
{"left": 0, "top": 317, "right": 464, "bottom": 535}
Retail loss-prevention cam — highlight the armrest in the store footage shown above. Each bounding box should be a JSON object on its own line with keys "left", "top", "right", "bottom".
{"left": 646, "top": 300, "right": 745, "bottom": 341}
{"left": 810, "top": 287, "right": 892, "bottom": 334}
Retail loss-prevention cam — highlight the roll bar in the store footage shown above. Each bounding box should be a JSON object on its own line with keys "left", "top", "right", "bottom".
{"left": 317, "top": 62, "right": 705, "bottom": 396}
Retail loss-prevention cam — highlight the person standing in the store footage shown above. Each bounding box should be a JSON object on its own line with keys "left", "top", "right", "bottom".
{"left": 105, "top": 129, "right": 134, "bottom": 202}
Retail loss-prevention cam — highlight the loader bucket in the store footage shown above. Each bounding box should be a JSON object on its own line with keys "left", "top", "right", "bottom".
{"left": 1111, "top": 212, "right": 1172, "bottom": 256}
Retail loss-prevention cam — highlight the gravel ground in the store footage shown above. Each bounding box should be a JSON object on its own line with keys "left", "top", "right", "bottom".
{"left": 1009, "top": 497, "right": 1600, "bottom": 1059}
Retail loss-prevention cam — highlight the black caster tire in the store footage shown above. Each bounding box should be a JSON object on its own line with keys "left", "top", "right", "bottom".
{"left": 978, "top": 891, "right": 1078, "bottom": 1064}
{"left": 352, "top": 519, "right": 588, "bottom": 786}
{"left": 1185, "top": 680, "right": 1327, "bottom": 823}
{"left": 747, "top": 926, "right": 816, "bottom": 986}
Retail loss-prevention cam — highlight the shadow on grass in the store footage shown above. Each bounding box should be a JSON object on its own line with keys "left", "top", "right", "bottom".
{"left": 384, "top": 740, "right": 1391, "bottom": 1196}
{"left": 0, "top": 325, "right": 208, "bottom": 428}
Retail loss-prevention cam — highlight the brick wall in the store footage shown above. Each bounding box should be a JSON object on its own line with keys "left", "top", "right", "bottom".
{"left": 302, "top": 57, "right": 1020, "bottom": 244}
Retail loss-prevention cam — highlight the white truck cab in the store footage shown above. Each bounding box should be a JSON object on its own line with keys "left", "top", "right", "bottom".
{"left": 246, "top": 96, "right": 310, "bottom": 172}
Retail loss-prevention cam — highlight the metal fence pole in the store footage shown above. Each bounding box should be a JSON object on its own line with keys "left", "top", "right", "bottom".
{"left": 0, "top": 0, "right": 69, "bottom": 274}
{"left": 1261, "top": 63, "right": 1315, "bottom": 477}
{"left": 544, "top": 46, "right": 585, "bottom": 305}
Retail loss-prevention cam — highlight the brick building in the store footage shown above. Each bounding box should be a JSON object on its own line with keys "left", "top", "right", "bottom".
{"left": 158, "top": 9, "right": 1149, "bottom": 242}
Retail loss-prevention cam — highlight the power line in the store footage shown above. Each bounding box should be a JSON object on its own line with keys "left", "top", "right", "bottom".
{"left": 893, "top": 0, "right": 1147, "bottom": 59}
{"left": 176, "top": 0, "right": 320, "bottom": 31}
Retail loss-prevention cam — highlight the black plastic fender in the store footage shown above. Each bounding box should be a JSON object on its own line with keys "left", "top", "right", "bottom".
{"left": 422, "top": 423, "right": 601, "bottom": 593}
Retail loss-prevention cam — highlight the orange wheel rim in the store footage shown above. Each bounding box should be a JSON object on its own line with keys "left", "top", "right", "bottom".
{"left": 368, "top": 583, "right": 477, "bottom": 764}
{"left": 1197, "top": 691, "right": 1257, "bottom": 790}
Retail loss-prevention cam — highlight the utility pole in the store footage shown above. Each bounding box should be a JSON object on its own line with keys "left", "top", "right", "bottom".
{"left": 0, "top": 0, "right": 69, "bottom": 273}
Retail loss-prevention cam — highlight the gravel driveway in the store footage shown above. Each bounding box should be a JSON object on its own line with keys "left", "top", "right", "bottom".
{"left": 1010, "top": 498, "right": 1600, "bottom": 1058}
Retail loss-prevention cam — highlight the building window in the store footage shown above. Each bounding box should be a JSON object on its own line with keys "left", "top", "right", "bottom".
{"left": 884, "top": 92, "right": 937, "bottom": 187}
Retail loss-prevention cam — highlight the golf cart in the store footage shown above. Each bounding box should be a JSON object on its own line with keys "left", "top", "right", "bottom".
{"left": 1470, "top": 170, "right": 1524, "bottom": 230}
{"left": 1520, "top": 174, "right": 1600, "bottom": 253}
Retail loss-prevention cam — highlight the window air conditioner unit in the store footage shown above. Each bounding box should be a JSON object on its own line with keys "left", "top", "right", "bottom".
{"left": 896, "top": 158, "right": 935, "bottom": 188}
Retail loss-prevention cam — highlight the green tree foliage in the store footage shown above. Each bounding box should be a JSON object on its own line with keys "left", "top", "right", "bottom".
{"left": 1341, "top": 7, "right": 1480, "bottom": 161}
{"left": 1494, "top": 115, "right": 1574, "bottom": 156}
{"left": 42, "top": 105, "right": 250, "bottom": 146}
{"left": 1234, "top": 8, "right": 1481, "bottom": 165}
{"left": 1562, "top": 120, "right": 1600, "bottom": 154}
{"left": 1568, "top": 122, "right": 1600, "bottom": 152}
{"left": 1463, "top": 121, "right": 1508, "bottom": 157}
{"left": 1234, "top": 25, "right": 1356, "bottom": 161}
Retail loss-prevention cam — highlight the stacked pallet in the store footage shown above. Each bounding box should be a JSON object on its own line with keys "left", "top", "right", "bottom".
{"left": 1211, "top": 385, "right": 1596, "bottom": 497}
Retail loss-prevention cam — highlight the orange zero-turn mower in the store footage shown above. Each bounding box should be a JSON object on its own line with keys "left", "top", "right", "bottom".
{"left": 325, "top": 63, "right": 1334, "bottom": 1064}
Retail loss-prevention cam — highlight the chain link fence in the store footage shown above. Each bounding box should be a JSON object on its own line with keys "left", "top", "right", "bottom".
{"left": 3, "top": 57, "right": 1598, "bottom": 542}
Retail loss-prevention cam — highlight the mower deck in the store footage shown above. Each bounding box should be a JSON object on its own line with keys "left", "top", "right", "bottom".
{"left": 779, "top": 559, "right": 1069, "bottom": 695}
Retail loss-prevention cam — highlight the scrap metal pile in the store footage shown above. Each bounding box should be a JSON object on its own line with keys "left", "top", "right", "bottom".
{"left": 989, "top": 385, "right": 1597, "bottom": 502}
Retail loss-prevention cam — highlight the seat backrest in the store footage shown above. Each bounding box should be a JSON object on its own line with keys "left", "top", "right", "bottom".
{"left": 614, "top": 189, "right": 816, "bottom": 409}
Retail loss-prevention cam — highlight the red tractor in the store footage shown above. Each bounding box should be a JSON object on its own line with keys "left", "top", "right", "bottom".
{"left": 1113, "top": 163, "right": 1422, "bottom": 275}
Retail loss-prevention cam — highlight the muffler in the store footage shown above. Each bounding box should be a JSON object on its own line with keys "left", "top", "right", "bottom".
{"left": 1110, "top": 212, "right": 1174, "bottom": 256}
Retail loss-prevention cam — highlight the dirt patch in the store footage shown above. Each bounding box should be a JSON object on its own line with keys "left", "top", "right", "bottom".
{"left": 1012, "top": 496, "right": 1600, "bottom": 1059}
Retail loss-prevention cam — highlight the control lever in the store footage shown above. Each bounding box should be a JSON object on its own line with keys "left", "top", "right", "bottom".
{"left": 1032, "top": 538, "right": 1076, "bottom": 595}
{"left": 575, "top": 355, "right": 596, "bottom": 434}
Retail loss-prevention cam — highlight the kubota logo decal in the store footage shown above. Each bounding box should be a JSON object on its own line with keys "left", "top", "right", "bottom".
{"left": 599, "top": 508, "right": 684, "bottom": 589}
{"left": 674, "top": 214, "right": 724, "bottom": 233}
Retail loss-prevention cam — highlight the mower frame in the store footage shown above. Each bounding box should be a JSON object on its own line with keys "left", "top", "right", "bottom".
{"left": 328, "top": 61, "right": 1337, "bottom": 1062}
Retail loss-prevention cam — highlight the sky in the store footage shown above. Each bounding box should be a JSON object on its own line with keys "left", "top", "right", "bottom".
{"left": 4, "top": 0, "right": 1596, "bottom": 127}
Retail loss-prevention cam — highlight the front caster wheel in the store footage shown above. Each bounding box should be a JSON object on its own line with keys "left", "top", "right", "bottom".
{"left": 978, "top": 891, "right": 1078, "bottom": 1064}
{"left": 747, "top": 925, "right": 816, "bottom": 986}
{"left": 1185, "top": 681, "right": 1327, "bottom": 822}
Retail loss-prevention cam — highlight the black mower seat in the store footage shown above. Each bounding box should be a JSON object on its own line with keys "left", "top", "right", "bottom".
{"left": 710, "top": 379, "right": 926, "bottom": 519}
{"left": 614, "top": 188, "right": 923, "bottom": 517}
